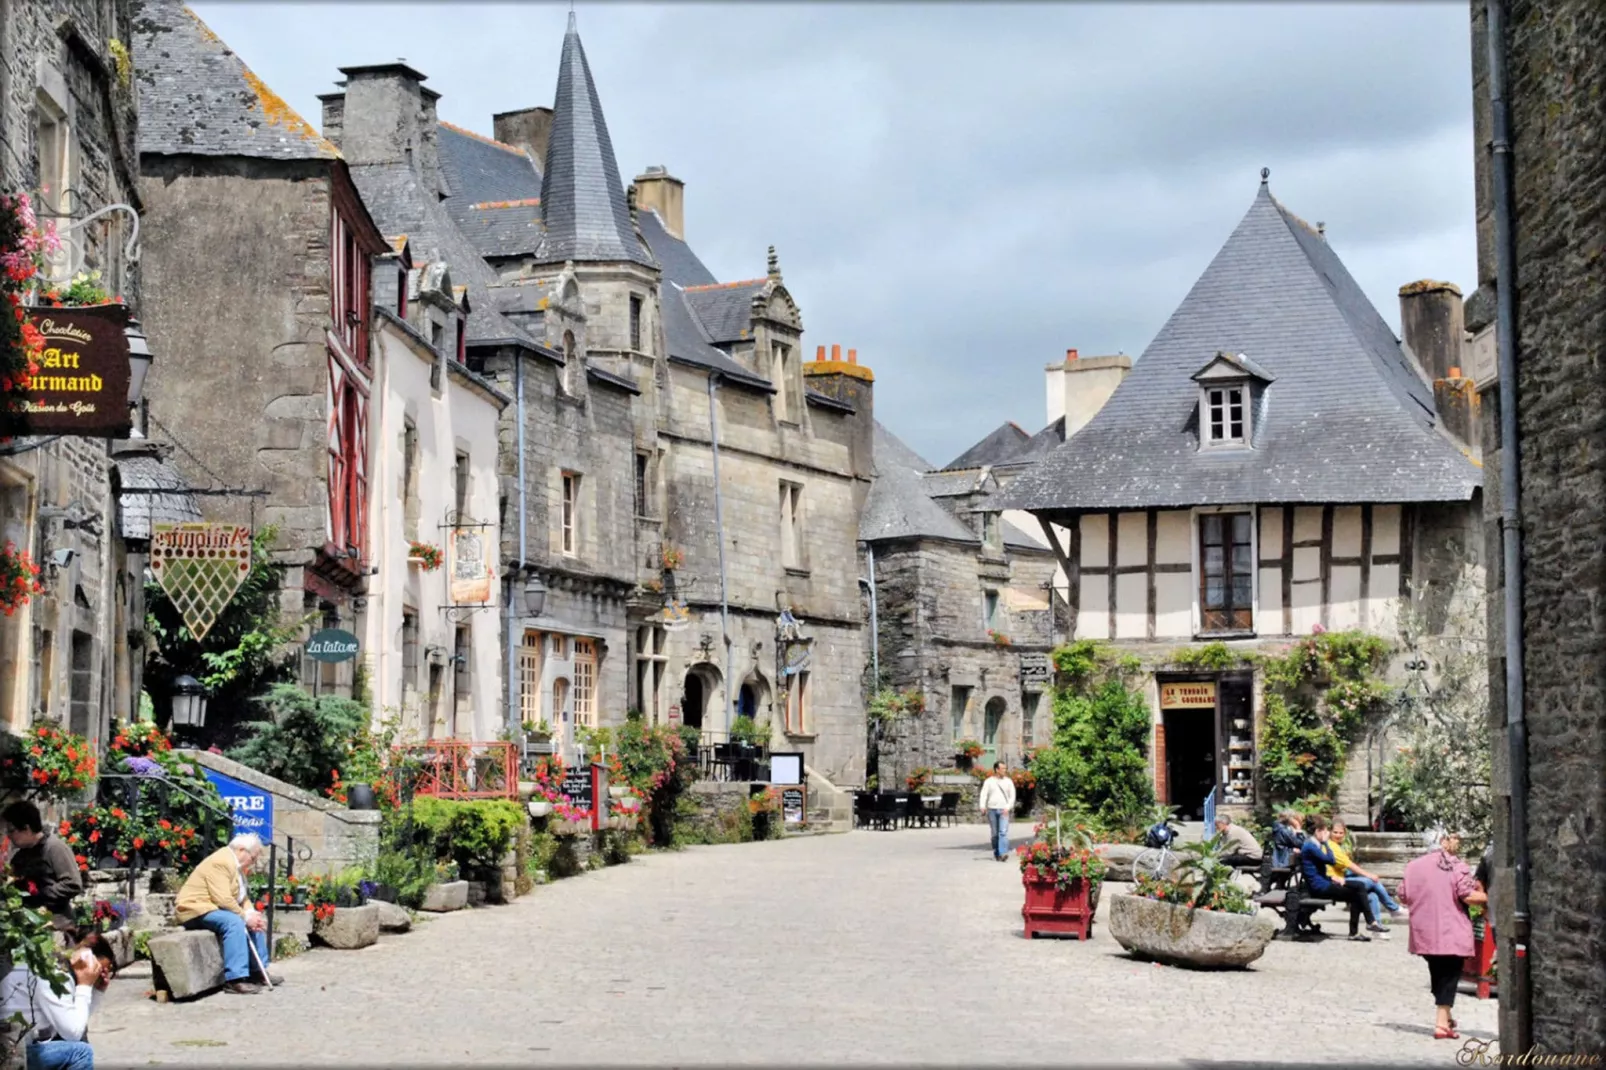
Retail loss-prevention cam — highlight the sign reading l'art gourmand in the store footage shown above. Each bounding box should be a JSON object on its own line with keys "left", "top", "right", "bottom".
{"left": 8, "top": 303, "right": 133, "bottom": 438}
{"left": 1159, "top": 681, "right": 1217, "bottom": 709}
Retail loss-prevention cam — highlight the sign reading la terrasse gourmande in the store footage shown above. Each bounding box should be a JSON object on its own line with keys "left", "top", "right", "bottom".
{"left": 8, "top": 303, "right": 133, "bottom": 438}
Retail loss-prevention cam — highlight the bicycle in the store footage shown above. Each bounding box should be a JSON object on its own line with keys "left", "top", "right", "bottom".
{"left": 1132, "top": 818, "right": 1181, "bottom": 881}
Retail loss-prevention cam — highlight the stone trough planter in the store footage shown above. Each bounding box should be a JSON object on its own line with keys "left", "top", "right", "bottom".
{"left": 313, "top": 904, "right": 380, "bottom": 950}
{"left": 1106, "top": 892, "right": 1278, "bottom": 969}
{"left": 418, "top": 880, "right": 469, "bottom": 913}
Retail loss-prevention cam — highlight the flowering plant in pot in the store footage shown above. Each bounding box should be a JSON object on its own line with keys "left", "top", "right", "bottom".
{"left": 1, "top": 723, "right": 95, "bottom": 801}
{"left": 0, "top": 542, "right": 43, "bottom": 616}
{"left": 408, "top": 540, "right": 444, "bottom": 571}
{"left": 1017, "top": 828, "right": 1108, "bottom": 940}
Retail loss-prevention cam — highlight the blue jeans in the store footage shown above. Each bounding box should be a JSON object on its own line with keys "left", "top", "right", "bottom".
{"left": 1346, "top": 875, "right": 1400, "bottom": 917}
{"left": 184, "top": 910, "right": 269, "bottom": 982}
{"left": 26, "top": 1042, "right": 94, "bottom": 1070}
{"left": 987, "top": 809, "right": 1010, "bottom": 859}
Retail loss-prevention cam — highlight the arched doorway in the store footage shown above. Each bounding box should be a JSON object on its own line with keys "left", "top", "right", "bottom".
{"left": 680, "top": 663, "right": 724, "bottom": 736}
{"left": 983, "top": 696, "right": 1006, "bottom": 766}
{"left": 681, "top": 674, "right": 704, "bottom": 730}
{"left": 738, "top": 683, "right": 757, "bottom": 720}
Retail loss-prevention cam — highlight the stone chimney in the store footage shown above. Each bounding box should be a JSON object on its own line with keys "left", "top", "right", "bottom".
{"left": 493, "top": 106, "right": 554, "bottom": 170}
{"left": 338, "top": 62, "right": 443, "bottom": 195}
{"left": 318, "top": 87, "right": 346, "bottom": 150}
{"left": 1044, "top": 348, "right": 1130, "bottom": 435}
{"left": 1400, "top": 280, "right": 1479, "bottom": 454}
{"left": 634, "top": 166, "right": 685, "bottom": 240}
{"left": 804, "top": 344, "right": 875, "bottom": 489}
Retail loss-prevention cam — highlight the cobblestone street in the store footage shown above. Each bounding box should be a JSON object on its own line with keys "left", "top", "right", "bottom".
{"left": 92, "top": 826, "right": 1497, "bottom": 1067}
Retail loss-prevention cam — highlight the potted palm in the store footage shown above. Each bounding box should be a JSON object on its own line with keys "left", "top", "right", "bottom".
{"left": 1108, "top": 837, "right": 1278, "bottom": 968}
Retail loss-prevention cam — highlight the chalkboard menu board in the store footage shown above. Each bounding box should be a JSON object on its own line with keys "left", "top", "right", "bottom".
{"left": 781, "top": 786, "right": 806, "bottom": 825}
{"left": 560, "top": 767, "right": 593, "bottom": 814}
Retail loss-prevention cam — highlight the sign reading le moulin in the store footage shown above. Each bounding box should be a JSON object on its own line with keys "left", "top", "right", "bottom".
{"left": 306, "top": 628, "right": 359, "bottom": 663}
{"left": 8, "top": 303, "right": 133, "bottom": 438}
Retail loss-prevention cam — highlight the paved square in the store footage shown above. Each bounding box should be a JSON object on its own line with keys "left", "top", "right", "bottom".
{"left": 90, "top": 826, "right": 1497, "bottom": 1066}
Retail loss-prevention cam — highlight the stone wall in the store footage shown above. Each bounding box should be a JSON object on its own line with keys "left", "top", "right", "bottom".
{"left": 1473, "top": 0, "right": 1606, "bottom": 1051}
{"left": 183, "top": 750, "right": 380, "bottom": 876}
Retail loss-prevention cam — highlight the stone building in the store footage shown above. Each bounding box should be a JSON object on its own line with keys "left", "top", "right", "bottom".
{"left": 1467, "top": 0, "right": 1606, "bottom": 1051}
{"left": 132, "top": 3, "right": 507, "bottom": 739}
{"left": 0, "top": 0, "right": 151, "bottom": 750}
{"left": 319, "top": 16, "right": 870, "bottom": 787}
{"left": 996, "top": 175, "right": 1485, "bottom": 822}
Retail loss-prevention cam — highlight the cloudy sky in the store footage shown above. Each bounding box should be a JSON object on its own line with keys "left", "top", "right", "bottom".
{"left": 191, "top": 1, "right": 1476, "bottom": 468}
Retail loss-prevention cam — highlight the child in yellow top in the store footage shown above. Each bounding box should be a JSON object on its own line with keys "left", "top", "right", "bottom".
{"left": 1330, "top": 820, "right": 1404, "bottom": 932}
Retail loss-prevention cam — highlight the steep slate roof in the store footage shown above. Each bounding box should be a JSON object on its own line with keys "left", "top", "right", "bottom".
{"left": 534, "top": 14, "right": 654, "bottom": 267}
{"left": 659, "top": 281, "right": 771, "bottom": 389}
{"left": 999, "top": 181, "right": 1482, "bottom": 513}
{"left": 1006, "top": 417, "right": 1066, "bottom": 467}
{"left": 437, "top": 122, "right": 546, "bottom": 259}
{"left": 684, "top": 279, "right": 767, "bottom": 344}
{"left": 943, "top": 421, "right": 1031, "bottom": 471}
{"left": 133, "top": 1, "right": 340, "bottom": 160}
{"left": 637, "top": 210, "right": 716, "bottom": 286}
{"left": 861, "top": 422, "right": 977, "bottom": 543}
{"left": 114, "top": 447, "right": 202, "bottom": 541}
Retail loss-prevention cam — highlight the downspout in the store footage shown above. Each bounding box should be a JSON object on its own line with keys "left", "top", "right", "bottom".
{"left": 1487, "top": 0, "right": 1532, "bottom": 1050}
{"left": 508, "top": 354, "right": 527, "bottom": 734}
{"left": 864, "top": 545, "right": 880, "bottom": 686}
{"left": 707, "top": 372, "right": 734, "bottom": 734}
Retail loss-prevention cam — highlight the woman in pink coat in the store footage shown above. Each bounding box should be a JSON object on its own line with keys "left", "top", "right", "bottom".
{"left": 1397, "top": 829, "right": 1487, "bottom": 1040}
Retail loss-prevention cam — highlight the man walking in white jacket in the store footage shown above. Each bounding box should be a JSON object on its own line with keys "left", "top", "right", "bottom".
{"left": 977, "top": 762, "right": 1017, "bottom": 862}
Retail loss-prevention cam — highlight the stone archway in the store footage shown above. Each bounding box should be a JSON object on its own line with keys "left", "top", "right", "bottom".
{"left": 681, "top": 662, "right": 724, "bottom": 736}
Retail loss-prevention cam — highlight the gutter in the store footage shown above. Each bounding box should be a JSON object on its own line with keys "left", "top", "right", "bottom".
{"left": 1487, "top": 0, "right": 1532, "bottom": 1049}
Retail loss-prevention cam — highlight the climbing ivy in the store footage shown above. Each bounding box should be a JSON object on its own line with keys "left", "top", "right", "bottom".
{"left": 1165, "top": 641, "right": 1253, "bottom": 672}
{"left": 1256, "top": 631, "right": 1393, "bottom": 803}
{"left": 1034, "top": 641, "right": 1154, "bottom": 830}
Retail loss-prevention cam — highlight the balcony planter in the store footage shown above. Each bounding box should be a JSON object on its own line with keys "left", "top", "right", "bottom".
{"left": 527, "top": 800, "right": 553, "bottom": 818}
{"left": 551, "top": 817, "right": 589, "bottom": 837}
{"left": 955, "top": 755, "right": 974, "bottom": 772}
{"left": 1022, "top": 876, "right": 1100, "bottom": 940}
{"left": 1106, "top": 892, "right": 1278, "bottom": 969}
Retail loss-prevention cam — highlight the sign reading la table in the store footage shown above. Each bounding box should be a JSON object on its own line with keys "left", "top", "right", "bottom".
{"left": 202, "top": 768, "right": 274, "bottom": 842}
{"left": 305, "top": 628, "right": 359, "bottom": 663}
{"left": 5, "top": 303, "right": 133, "bottom": 438}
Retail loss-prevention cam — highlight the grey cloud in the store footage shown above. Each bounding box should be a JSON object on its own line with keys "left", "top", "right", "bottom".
{"left": 190, "top": 1, "right": 1474, "bottom": 467}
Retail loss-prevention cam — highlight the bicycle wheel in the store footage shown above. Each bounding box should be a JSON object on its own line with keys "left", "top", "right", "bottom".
{"left": 1132, "top": 847, "right": 1167, "bottom": 881}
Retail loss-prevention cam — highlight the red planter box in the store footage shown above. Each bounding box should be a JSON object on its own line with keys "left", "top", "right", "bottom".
{"left": 1022, "top": 876, "right": 1098, "bottom": 940}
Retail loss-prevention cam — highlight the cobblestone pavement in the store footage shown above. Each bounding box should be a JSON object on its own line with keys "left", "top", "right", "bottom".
{"left": 92, "top": 824, "right": 1497, "bottom": 1067}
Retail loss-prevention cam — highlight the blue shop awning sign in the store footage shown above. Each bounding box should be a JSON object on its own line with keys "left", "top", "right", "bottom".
{"left": 305, "top": 628, "right": 359, "bottom": 663}
{"left": 204, "top": 769, "right": 273, "bottom": 841}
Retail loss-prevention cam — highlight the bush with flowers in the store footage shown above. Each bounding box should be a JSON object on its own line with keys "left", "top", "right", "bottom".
{"left": 1016, "top": 838, "right": 1108, "bottom": 893}
{"left": 96, "top": 720, "right": 232, "bottom": 872}
{"left": 955, "top": 739, "right": 984, "bottom": 760}
{"left": 56, "top": 804, "right": 204, "bottom": 872}
{"left": 606, "top": 719, "right": 699, "bottom": 845}
{"left": 0, "top": 542, "right": 43, "bottom": 616}
{"left": 0, "top": 723, "right": 95, "bottom": 801}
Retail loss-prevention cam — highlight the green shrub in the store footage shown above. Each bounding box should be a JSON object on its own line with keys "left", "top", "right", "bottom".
{"left": 406, "top": 797, "right": 527, "bottom": 878}
{"left": 226, "top": 684, "right": 366, "bottom": 793}
{"left": 1256, "top": 631, "right": 1392, "bottom": 805}
{"left": 1033, "top": 642, "right": 1154, "bottom": 830}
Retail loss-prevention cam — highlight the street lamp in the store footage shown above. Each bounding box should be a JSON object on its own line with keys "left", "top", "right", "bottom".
{"left": 523, "top": 572, "right": 547, "bottom": 617}
{"left": 170, "top": 674, "right": 208, "bottom": 728}
{"left": 125, "top": 319, "right": 153, "bottom": 409}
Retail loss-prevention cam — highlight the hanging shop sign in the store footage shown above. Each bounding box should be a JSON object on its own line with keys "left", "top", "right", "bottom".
{"left": 1019, "top": 652, "right": 1052, "bottom": 686}
{"left": 7, "top": 304, "right": 133, "bottom": 438}
{"left": 1159, "top": 681, "right": 1217, "bottom": 709}
{"left": 448, "top": 526, "right": 495, "bottom": 605}
{"left": 782, "top": 640, "right": 812, "bottom": 678}
{"left": 149, "top": 522, "right": 252, "bottom": 641}
{"left": 305, "top": 628, "right": 359, "bottom": 663}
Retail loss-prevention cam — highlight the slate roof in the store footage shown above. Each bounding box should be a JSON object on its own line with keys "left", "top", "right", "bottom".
{"left": 861, "top": 422, "right": 978, "bottom": 543}
{"left": 534, "top": 14, "right": 655, "bottom": 267}
{"left": 437, "top": 122, "right": 546, "bottom": 259}
{"left": 998, "top": 181, "right": 1482, "bottom": 514}
{"left": 1006, "top": 417, "right": 1066, "bottom": 467}
{"left": 133, "top": 1, "right": 339, "bottom": 160}
{"left": 637, "top": 210, "right": 716, "bottom": 287}
{"left": 943, "top": 421, "right": 1031, "bottom": 471}
{"left": 660, "top": 281, "right": 771, "bottom": 389}
{"left": 684, "top": 280, "right": 767, "bottom": 344}
{"left": 113, "top": 447, "right": 202, "bottom": 541}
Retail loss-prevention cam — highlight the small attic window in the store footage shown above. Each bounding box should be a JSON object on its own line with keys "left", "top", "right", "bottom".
{"left": 1206, "top": 386, "right": 1247, "bottom": 445}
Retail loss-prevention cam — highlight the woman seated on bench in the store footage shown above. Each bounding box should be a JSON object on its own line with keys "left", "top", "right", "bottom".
{"left": 1330, "top": 820, "right": 1403, "bottom": 932}
{"left": 1299, "top": 815, "right": 1379, "bottom": 941}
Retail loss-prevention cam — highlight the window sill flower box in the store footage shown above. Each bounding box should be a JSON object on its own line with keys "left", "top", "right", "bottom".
{"left": 1022, "top": 876, "right": 1100, "bottom": 940}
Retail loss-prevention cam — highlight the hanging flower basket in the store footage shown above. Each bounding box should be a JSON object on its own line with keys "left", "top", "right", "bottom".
{"left": 408, "top": 541, "right": 444, "bottom": 571}
{"left": 0, "top": 542, "right": 43, "bottom": 616}
{"left": 660, "top": 546, "right": 685, "bottom": 571}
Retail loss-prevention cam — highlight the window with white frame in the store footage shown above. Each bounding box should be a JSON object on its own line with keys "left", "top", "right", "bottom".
{"left": 560, "top": 472, "right": 580, "bottom": 556}
{"left": 34, "top": 93, "right": 76, "bottom": 281}
{"left": 773, "top": 342, "right": 794, "bottom": 422}
{"left": 1199, "top": 511, "right": 1254, "bottom": 633}
{"left": 635, "top": 625, "right": 667, "bottom": 723}
{"left": 1204, "top": 385, "right": 1248, "bottom": 446}
{"left": 572, "top": 639, "right": 597, "bottom": 728}
{"left": 518, "top": 631, "right": 544, "bottom": 726}
{"left": 785, "top": 670, "right": 810, "bottom": 735}
{"left": 951, "top": 685, "right": 972, "bottom": 741}
{"left": 779, "top": 481, "right": 804, "bottom": 569}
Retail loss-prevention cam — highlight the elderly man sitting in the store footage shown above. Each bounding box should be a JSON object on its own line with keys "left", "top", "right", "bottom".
{"left": 173, "top": 834, "right": 280, "bottom": 995}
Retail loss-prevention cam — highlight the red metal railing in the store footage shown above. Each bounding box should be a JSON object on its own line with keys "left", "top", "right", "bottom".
{"left": 392, "top": 740, "right": 518, "bottom": 800}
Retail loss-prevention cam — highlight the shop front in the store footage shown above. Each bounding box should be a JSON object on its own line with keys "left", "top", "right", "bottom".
{"left": 1152, "top": 673, "right": 1255, "bottom": 819}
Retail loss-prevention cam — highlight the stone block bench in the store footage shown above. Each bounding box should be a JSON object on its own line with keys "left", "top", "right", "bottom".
{"left": 147, "top": 930, "right": 225, "bottom": 1000}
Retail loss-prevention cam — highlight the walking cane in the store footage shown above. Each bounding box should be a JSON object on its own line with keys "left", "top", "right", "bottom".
{"left": 246, "top": 923, "right": 273, "bottom": 990}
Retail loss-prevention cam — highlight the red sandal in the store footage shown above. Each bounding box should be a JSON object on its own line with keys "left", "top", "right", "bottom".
{"left": 1435, "top": 1027, "right": 1460, "bottom": 1040}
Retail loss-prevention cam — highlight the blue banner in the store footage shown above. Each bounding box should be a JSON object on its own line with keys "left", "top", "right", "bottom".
{"left": 203, "top": 769, "right": 274, "bottom": 842}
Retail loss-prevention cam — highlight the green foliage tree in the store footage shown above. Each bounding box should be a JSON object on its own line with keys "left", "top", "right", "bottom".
{"left": 225, "top": 683, "right": 366, "bottom": 793}
{"left": 144, "top": 525, "right": 307, "bottom": 747}
{"left": 1033, "top": 640, "right": 1154, "bottom": 830}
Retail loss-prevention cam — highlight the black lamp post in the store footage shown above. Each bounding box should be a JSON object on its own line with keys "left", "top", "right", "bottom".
{"left": 170, "top": 674, "right": 208, "bottom": 739}
{"left": 523, "top": 573, "right": 547, "bottom": 617}
{"left": 125, "top": 319, "right": 153, "bottom": 410}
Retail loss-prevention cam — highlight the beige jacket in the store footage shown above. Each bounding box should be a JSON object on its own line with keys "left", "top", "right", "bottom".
{"left": 978, "top": 775, "right": 1016, "bottom": 813}
{"left": 174, "top": 846, "right": 246, "bottom": 924}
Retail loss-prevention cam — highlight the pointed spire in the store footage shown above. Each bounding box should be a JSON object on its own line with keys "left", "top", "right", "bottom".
{"left": 535, "top": 12, "right": 655, "bottom": 268}
{"left": 767, "top": 245, "right": 780, "bottom": 281}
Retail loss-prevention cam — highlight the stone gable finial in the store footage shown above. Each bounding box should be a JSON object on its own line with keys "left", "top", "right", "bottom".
{"left": 627, "top": 183, "right": 638, "bottom": 221}
{"left": 767, "top": 245, "right": 780, "bottom": 281}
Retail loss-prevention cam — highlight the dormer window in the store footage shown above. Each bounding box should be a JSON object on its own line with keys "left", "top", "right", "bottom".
{"left": 1206, "top": 386, "right": 1247, "bottom": 445}
{"left": 1191, "top": 350, "right": 1274, "bottom": 451}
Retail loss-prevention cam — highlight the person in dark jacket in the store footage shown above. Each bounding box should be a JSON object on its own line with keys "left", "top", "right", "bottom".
{"left": 3, "top": 800, "right": 83, "bottom": 929}
{"left": 1298, "top": 814, "right": 1376, "bottom": 941}
{"left": 1270, "top": 810, "right": 1305, "bottom": 868}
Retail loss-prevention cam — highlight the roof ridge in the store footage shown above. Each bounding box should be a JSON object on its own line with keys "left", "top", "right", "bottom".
{"left": 683, "top": 277, "right": 766, "bottom": 293}
{"left": 438, "top": 119, "right": 527, "bottom": 156}
{"left": 469, "top": 198, "right": 541, "bottom": 210}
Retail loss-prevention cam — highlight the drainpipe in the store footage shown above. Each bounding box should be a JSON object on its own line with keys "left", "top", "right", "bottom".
{"left": 861, "top": 546, "right": 880, "bottom": 686}
{"left": 508, "top": 355, "right": 527, "bottom": 734}
{"left": 707, "top": 372, "right": 734, "bottom": 734}
{"left": 1487, "top": 0, "right": 1532, "bottom": 1050}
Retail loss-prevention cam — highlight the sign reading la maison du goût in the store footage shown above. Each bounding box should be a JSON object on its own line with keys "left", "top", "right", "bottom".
{"left": 5, "top": 304, "right": 133, "bottom": 438}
